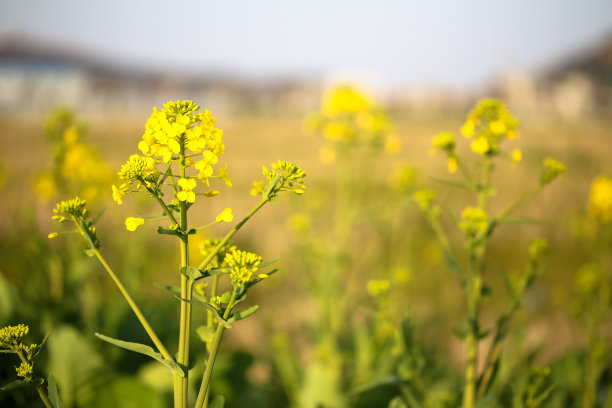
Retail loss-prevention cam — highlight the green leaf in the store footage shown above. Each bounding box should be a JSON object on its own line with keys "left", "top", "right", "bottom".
{"left": 89, "top": 209, "right": 105, "bottom": 225}
{"left": 196, "top": 326, "right": 216, "bottom": 343}
{"left": 228, "top": 305, "right": 259, "bottom": 323}
{"left": 94, "top": 333, "right": 185, "bottom": 377}
{"left": 180, "top": 266, "right": 203, "bottom": 281}
{"left": 441, "top": 251, "right": 464, "bottom": 284}
{"left": 175, "top": 297, "right": 231, "bottom": 328}
{"left": 157, "top": 226, "right": 182, "bottom": 237}
{"left": 47, "top": 375, "right": 65, "bottom": 408}
{"left": 153, "top": 283, "right": 181, "bottom": 295}
{"left": 84, "top": 248, "right": 95, "bottom": 257}
{"left": 257, "top": 257, "right": 280, "bottom": 269}
{"left": 32, "top": 332, "right": 51, "bottom": 359}
{"left": 245, "top": 268, "right": 279, "bottom": 291}
{"left": 1, "top": 379, "right": 31, "bottom": 391}
{"left": 209, "top": 395, "right": 225, "bottom": 408}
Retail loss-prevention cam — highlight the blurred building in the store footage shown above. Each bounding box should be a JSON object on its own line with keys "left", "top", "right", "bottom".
{"left": 0, "top": 34, "right": 321, "bottom": 115}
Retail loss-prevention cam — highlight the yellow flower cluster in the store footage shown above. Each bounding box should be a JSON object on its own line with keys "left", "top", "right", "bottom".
{"left": 588, "top": 176, "right": 612, "bottom": 223}
{"left": 367, "top": 279, "right": 391, "bottom": 297}
{"left": 412, "top": 189, "right": 437, "bottom": 212}
{"left": 251, "top": 160, "right": 306, "bottom": 199}
{"left": 138, "top": 100, "right": 227, "bottom": 186}
{"left": 459, "top": 207, "right": 489, "bottom": 238}
{"left": 224, "top": 249, "right": 263, "bottom": 288}
{"left": 0, "top": 324, "right": 29, "bottom": 351}
{"left": 16, "top": 362, "right": 33, "bottom": 380}
{"left": 53, "top": 196, "right": 88, "bottom": 220}
{"left": 35, "top": 107, "right": 112, "bottom": 202}
{"left": 305, "top": 85, "right": 399, "bottom": 162}
{"left": 539, "top": 158, "right": 567, "bottom": 186}
{"left": 460, "top": 99, "right": 520, "bottom": 156}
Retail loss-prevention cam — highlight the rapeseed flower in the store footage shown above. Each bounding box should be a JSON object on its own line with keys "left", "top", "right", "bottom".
{"left": 215, "top": 208, "right": 233, "bottom": 223}
{"left": 125, "top": 217, "right": 146, "bottom": 231}
{"left": 459, "top": 207, "right": 488, "bottom": 238}
{"left": 540, "top": 158, "right": 567, "bottom": 185}
{"left": 588, "top": 176, "right": 612, "bottom": 223}
{"left": 460, "top": 99, "right": 519, "bottom": 156}
{"left": 177, "top": 178, "right": 197, "bottom": 203}
{"left": 224, "top": 249, "right": 262, "bottom": 288}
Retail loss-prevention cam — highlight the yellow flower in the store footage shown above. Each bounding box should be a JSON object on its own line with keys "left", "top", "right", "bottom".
{"left": 447, "top": 157, "right": 458, "bottom": 174}
{"left": 250, "top": 180, "right": 265, "bottom": 196}
{"left": 460, "top": 120, "right": 475, "bottom": 138}
{"left": 125, "top": 217, "right": 146, "bottom": 231}
{"left": 63, "top": 125, "right": 79, "bottom": 144}
{"left": 217, "top": 164, "right": 232, "bottom": 187}
{"left": 48, "top": 232, "right": 58, "bottom": 239}
{"left": 489, "top": 120, "right": 506, "bottom": 135}
{"left": 112, "top": 184, "right": 128, "bottom": 205}
{"left": 318, "top": 144, "right": 337, "bottom": 164}
{"left": 323, "top": 122, "right": 351, "bottom": 142}
{"left": 511, "top": 148, "right": 522, "bottom": 164}
{"left": 588, "top": 176, "right": 612, "bottom": 223}
{"left": 367, "top": 280, "right": 390, "bottom": 297}
{"left": 384, "top": 133, "right": 401, "bottom": 154}
{"left": 459, "top": 207, "right": 488, "bottom": 237}
{"left": 322, "top": 86, "right": 371, "bottom": 116}
{"left": 471, "top": 137, "right": 489, "bottom": 155}
{"left": 215, "top": 208, "right": 233, "bottom": 223}
{"left": 432, "top": 132, "right": 455, "bottom": 152}
{"left": 177, "top": 178, "right": 197, "bottom": 203}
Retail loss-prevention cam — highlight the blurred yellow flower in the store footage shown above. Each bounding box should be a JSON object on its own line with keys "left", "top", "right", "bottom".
{"left": 322, "top": 86, "right": 371, "bottom": 116}
{"left": 471, "top": 137, "right": 489, "bottom": 155}
{"left": 216, "top": 207, "right": 233, "bottom": 223}
{"left": 460, "top": 120, "right": 475, "bottom": 138}
{"left": 511, "top": 148, "right": 522, "bottom": 164}
{"left": 125, "top": 217, "right": 146, "bottom": 231}
{"left": 588, "top": 176, "right": 612, "bottom": 223}
{"left": 447, "top": 157, "right": 458, "bottom": 174}
{"left": 489, "top": 120, "right": 506, "bottom": 135}
{"left": 384, "top": 133, "right": 401, "bottom": 154}
{"left": 318, "top": 144, "right": 337, "bottom": 164}
{"left": 367, "top": 279, "right": 390, "bottom": 297}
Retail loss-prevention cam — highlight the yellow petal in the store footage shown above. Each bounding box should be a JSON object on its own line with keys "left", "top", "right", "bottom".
{"left": 215, "top": 208, "right": 233, "bottom": 223}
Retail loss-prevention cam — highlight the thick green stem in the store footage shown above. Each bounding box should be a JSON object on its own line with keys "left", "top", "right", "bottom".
{"left": 194, "top": 290, "right": 238, "bottom": 408}
{"left": 175, "top": 144, "right": 191, "bottom": 408}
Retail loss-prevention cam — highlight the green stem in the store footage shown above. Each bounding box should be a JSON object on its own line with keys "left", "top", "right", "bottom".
{"left": 72, "top": 219, "right": 173, "bottom": 362}
{"left": 194, "top": 290, "right": 238, "bottom": 408}
{"left": 493, "top": 184, "right": 542, "bottom": 224}
{"left": 16, "top": 350, "right": 54, "bottom": 408}
{"left": 142, "top": 179, "right": 180, "bottom": 227}
{"left": 196, "top": 198, "right": 268, "bottom": 271}
{"left": 175, "top": 143, "right": 191, "bottom": 408}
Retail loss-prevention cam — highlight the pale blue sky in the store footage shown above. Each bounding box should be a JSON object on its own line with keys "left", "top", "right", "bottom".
{"left": 1, "top": 0, "right": 611, "bottom": 90}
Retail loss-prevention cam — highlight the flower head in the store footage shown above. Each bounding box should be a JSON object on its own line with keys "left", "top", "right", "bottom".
{"left": 461, "top": 99, "right": 519, "bottom": 156}
{"left": 118, "top": 155, "right": 157, "bottom": 181}
{"left": 539, "top": 158, "right": 566, "bottom": 185}
{"left": 0, "top": 324, "right": 29, "bottom": 351}
{"left": 459, "top": 207, "right": 488, "bottom": 238}
{"left": 588, "top": 176, "right": 612, "bottom": 223}
{"left": 224, "top": 249, "right": 263, "bottom": 288}
{"left": 257, "top": 160, "right": 306, "bottom": 200}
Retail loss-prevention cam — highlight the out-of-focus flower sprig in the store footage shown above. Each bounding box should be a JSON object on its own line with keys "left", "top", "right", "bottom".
{"left": 304, "top": 85, "right": 400, "bottom": 163}
{"left": 50, "top": 197, "right": 101, "bottom": 252}
{"left": 0, "top": 324, "right": 57, "bottom": 407}
{"left": 251, "top": 160, "right": 307, "bottom": 201}
{"left": 35, "top": 106, "right": 112, "bottom": 202}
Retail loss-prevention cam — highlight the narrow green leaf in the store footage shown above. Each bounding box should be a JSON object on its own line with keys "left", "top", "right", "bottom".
{"left": 32, "top": 332, "right": 51, "bottom": 359}
{"left": 0, "top": 379, "right": 30, "bottom": 391}
{"left": 245, "top": 268, "right": 279, "bottom": 291}
{"left": 196, "top": 326, "right": 216, "bottom": 343}
{"left": 47, "top": 375, "right": 65, "bottom": 408}
{"left": 441, "top": 251, "right": 463, "bottom": 284}
{"left": 228, "top": 305, "right": 259, "bottom": 323}
{"left": 94, "top": 333, "right": 185, "bottom": 377}
{"left": 153, "top": 283, "right": 181, "bottom": 295}
{"left": 175, "top": 297, "right": 231, "bottom": 328}
{"left": 89, "top": 209, "right": 105, "bottom": 225}
{"left": 257, "top": 257, "right": 280, "bottom": 269}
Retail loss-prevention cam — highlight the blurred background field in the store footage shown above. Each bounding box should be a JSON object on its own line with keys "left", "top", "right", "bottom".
{"left": 1, "top": 1, "right": 612, "bottom": 407}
